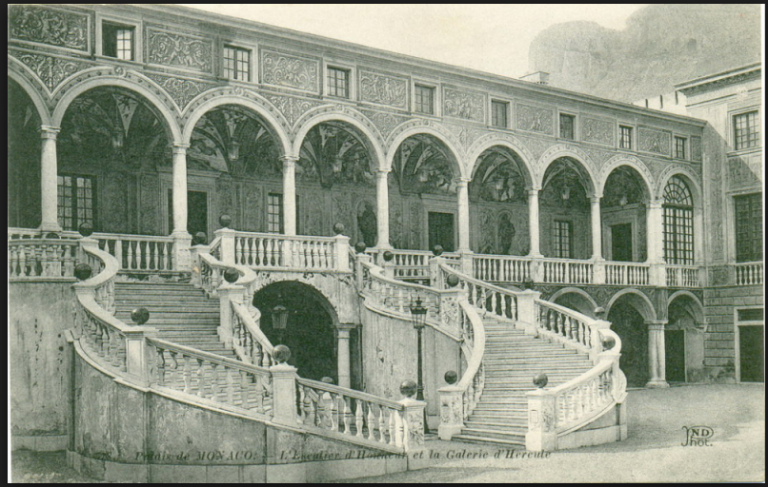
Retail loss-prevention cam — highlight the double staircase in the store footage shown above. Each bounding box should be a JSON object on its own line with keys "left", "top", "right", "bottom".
{"left": 454, "top": 317, "right": 593, "bottom": 446}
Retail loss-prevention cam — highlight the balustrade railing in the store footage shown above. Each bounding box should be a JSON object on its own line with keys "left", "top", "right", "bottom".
{"left": 95, "top": 233, "right": 175, "bottom": 272}
{"left": 605, "top": 262, "right": 650, "bottom": 286}
{"left": 735, "top": 261, "right": 763, "bottom": 286}
{"left": 534, "top": 299, "right": 605, "bottom": 356}
{"left": 439, "top": 263, "right": 518, "bottom": 323}
{"left": 231, "top": 302, "right": 275, "bottom": 368}
{"left": 665, "top": 264, "right": 701, "bottom": 287}
{"left": 8, "top": 238, "right": 79, "bottom": 279}
{"left": 473, "top": 254, "right": 531, "bottom": 283}
{"left": 296, "top": 378, "right": 418, "bottom": 453}
{"left": 358, "top": 259, "right": 441, "bottom": 322}
{"left": 542, "top": 258, "right": 593, "bottom": 285}
{"left": 231, "top": 231, "right": 347, "bottom": 272}
{"left": 148, "top": 337, "right": 273, "bottom": 418}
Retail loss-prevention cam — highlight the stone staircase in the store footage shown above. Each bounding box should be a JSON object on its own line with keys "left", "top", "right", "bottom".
{"left": 453, "top": 317, "right": 593, "bottom": 446}
{"left": 114, "top": 279, "right": 237, "bottom": 360}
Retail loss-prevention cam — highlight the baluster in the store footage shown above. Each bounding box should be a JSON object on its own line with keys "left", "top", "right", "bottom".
{"left": 366, "top": 403, "right": 376, "bottom": 441}
{"left": 111, "top": 332, "right": 122, "bottom": 368}
{"left": 378, "top": 405, "right": 387, "bottom": 443}
{"left": 238, "top": 370, "right": 250, "bottom": 409}
{"left": 261, "top": 347, "right": 271, "bottom": 368}
{"left": 388, "top": 408, "right": 397, "bottom": 446}
{"left": 196, "top": 359, "right": 206, "bottom": 397}
{"left": 225, "top": 367, "right": 234, "bottom": 404}
{"left": 156, "top": 349, "right": 166, "bottom": 386}
{"left": 342, "top": 397, "right": 352, "bottom": 435}
{"left": 306, "top": 388, "right": 317, "bottom": 426}
{"left": 330, "top": 394, "right": 339, "bottom": 431}
{"left": 19, "top": 247, "right": 28, "bottom": 276}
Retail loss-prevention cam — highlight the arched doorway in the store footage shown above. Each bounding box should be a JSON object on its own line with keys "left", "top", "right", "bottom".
{"left": 602, "top": 166, "right": 650, "bottom": 262}
{"left": 8, "top": 78, "right": 42, "bottom": 229}
{"left": 667, "top": 293, "right": 706, "bottom": 382}
{"left": 607, "top": 292, "right": 654, "bottom": 387}
{"left": 390, "top": 134, "right": 460, "bottom": 251}
{"left": 252, "top": 281, "right": 339, "bottom": 382}
{"left": 551, "top": 289, "right": 598, "bottom": 318}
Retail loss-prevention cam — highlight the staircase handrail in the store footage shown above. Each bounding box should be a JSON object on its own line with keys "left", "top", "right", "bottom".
{"left": 534, "top": 298, "right": 610, "bottom": 360}
{"left": 231, "top": 301, "right": 276, "bottom": 367}
{"left": 455, "top": 301, "right": 486, "bottom": 418}
{"left": 8, "top": 238, "right": 79, "bottom": 280}
{"left": 438, "top": 262, "right": 520, "bottom": 323}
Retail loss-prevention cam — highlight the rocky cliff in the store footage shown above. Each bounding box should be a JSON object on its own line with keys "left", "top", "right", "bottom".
{"left": 528, "top": 4, "right": 761, "bottom": 102}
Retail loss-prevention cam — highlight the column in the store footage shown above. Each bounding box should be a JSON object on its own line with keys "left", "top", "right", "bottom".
{"left": 171, "top": 144, "right": 189, "bottom": 236}
{"left": 40, "top": 126, "right": 62, "bottom": 232}
{"left": 456, "top": 177, "right": 471, "bottom": 252}
{"left": 281, "top": 155, "right": 298, "bottom": 236}
{"left": 375, "top": 170, "right": 392, "bottom": 249}
{"left": 336, "top": 324, "right": 355, "bottom": 389}
{"left": 590, "top": 195, "right": 603, "bottom": 259}
{"left": 647, "top": 200, "right": 666, "bottom": 286}
{"left": 646, "top": 321, "right": 669, "bottom": 388}
{"left": 527, "top": 189, "right": 542, "bottom": 257}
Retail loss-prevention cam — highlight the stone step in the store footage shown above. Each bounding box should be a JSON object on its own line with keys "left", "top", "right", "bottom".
{"left": 451, "top": 434, "right": 525, "bottom": 447}
{"left": 464, "top": 420, "right": 527, "bottom": 430}
{"left": 457, "top": 427, "right": 527, "bottom": 442}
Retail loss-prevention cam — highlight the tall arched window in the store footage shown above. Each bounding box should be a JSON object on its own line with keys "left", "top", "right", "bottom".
{"left": 663, "top": 176, "right": 694, "bottom": 264}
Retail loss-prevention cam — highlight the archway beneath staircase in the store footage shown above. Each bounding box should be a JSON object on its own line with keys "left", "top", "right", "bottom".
{"left": 606, "top": 292, "right": 654, "bottom": 388}
{"left": 550, "top": 287, "right": 599, "bottom": 318}
{"left": 252, "top": 281, "right": 352, "bottom": 384}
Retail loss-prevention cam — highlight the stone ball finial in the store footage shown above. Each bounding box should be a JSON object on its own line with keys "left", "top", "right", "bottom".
{"left": 333, "top": 223, "right": 345, "bottom": 235}
{"left": 45, "top": 232, "right": 61, "bottom": 239}
{"left": 533, "top": 373, "right": 548, "bottom": 389}
{"left": 219, "top": 214, "right": 232, "bottom": 228}
{"left": 223, "top": 268, "right": 239, "bottom": 284}
{"left": 444, "top": 370, "right": 458, "bottom": 385}
{"left": 321, "top": 376, "right": 334, "bottom": 384}
{"left": 131, "top": 307, "right": 150, "bottom": 325}
{"left": 523, "top": 280, "right": 535, "bottom": 290}
{"left": 78, "top": 222, "right": 94, "bottom": 238}
{"left": 594, "top": 306, "right": 606, "bottom": 318}
{"left": 193, "top": 232, "right": 207, "bottom": 245}
{"left": 602, "top": 334, "right": 616, "bottom": 351}
{"left": 354, "top": 241, "right": 367, "bottom": 254}
{"left": 273, "top": 344, "right": 291, "bottom": 364}
{"left": 382, "top": 250, "right": 394, "bottom": 262}
{"left": 446, "top": 274, "right": 460, "bottom": 287}
{"left": 399, "top": 379, "right": 418, "bottom": 399}
{"left": 74, "top": 263, "right": 92, "bottom": 281}
{"left": 432, "top": 245, "right": 444, "bottom": 257}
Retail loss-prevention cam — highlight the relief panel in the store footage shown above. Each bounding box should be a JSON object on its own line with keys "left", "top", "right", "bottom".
{"left": 146, "top": 28, "right": 214, "bottom": 74}
{"left": 242, "top": 184, "right": 263, "bottom": 232}
{"left": 516, "top": 104, "right": 554, "bottom": 135}
{"left": 443, "top": 88, "right": 486, "bottom": 123}
{"left": 15, "top": 53, "right": 90, "bottom": 92}
{"left": 690, "top": 136, "right": 702, "bottom": 162}
{"left": 359, "top": 70, "right": 408, "bottom": 109}
{"left": 264, "top": 94, "right": 322, "bottom": 127}
{"left": 146, "top": 74, "right": 215, "bottom": 111}
{"left": 638, "top": 127, "right": 671, "bottom": 156}
{"left": 9, "top": 5, "right": 89, "bottom": 52}
{"left": 581, "top": 117, "right": 615, "bottom": 146}
{"left": 139, "top": 174, "right": 161, "bottom": 235}
{"left": 261, "top": 49, "right": 320, "bottom": 94}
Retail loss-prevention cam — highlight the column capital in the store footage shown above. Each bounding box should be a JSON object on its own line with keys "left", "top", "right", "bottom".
{"left": 646, "top": 321, "right": 667, "bottom": 330}
{"left": 40, "top": 125, "right": 60, "bottom": 139}
{"left": 528, "top": 188, "right": 540, "bottom": 196}
{"left": 590, "top": 194, "right": 602, "bottom": 203}
{"left": 454, "top": 176, "right": 472, "bottom": 186}
{"left": 648, "top": 199, "right": 664, "bottom": 209}
{"left": 280, "top": 155, "right": 300, "bottom": 164}
{"left": 376, "top": 168, "right": 391, "bottom": 177}
{"left": 172, "top": 144, "right": 189, "bottom": 155}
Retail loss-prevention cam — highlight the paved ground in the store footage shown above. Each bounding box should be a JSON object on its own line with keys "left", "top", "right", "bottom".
{"left": 10, "top": 384, "right": 764, "bottom": 483}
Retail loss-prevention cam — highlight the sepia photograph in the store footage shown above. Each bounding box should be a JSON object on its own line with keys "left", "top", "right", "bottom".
{"left": 8, "top": 4, "right": 764, "bottom": 482}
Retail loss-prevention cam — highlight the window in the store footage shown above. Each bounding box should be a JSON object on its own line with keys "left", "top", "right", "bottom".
{"left": 223, "top": 46, "right": 250, "bottom": 81}
{"left": 491, "top": 100, "right": 508, "bottom": 128}
{"left": 414, "top": 85, "right": 434, "bottom": 115}
{"left": 553, "top": 220, "right": 573, "bottom": 259}
{"left": 619, "top": 125, "right": 633, "bottom": 149}
{"left": 663, "top": 176, "right": 694, "bottom": 265}
{"left": 102, "top": 22, "right": 134, "bottom": 60}
{"left": 267, "top": 193, "right": 283, "bottom": 233}
{"left": 58, "top": 175, "right": 95, "bottom": 231}
{"left": 675, "top": 136, "right": 687, "bottom": 159}
{"left": 560, "top": 114, "right": 575, "bottom": 140}
{"left": 734, "top": 193, "right": 763, "bottom": 262}
{"left": 327, "top": 67, "right": 350, "bottom": 98}
{"left": 734, "top": 111, "right": 760, "bottom": 150}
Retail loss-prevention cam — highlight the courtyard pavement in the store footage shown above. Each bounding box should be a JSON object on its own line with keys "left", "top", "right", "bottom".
{"left": 340, "top": 383, "right": 765, "bottom": 483}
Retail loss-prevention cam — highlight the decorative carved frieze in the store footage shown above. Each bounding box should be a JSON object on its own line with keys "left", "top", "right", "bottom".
{"left": 359, "top": 70, "right": 407, "bottom": 109}
{"left": 728, "top": 154, "right": 763, "bottom": 188}
{"left": 444, "top": 124, "right": 484, "bottom": 154}
{"left": 146, "top": 29, "right": 214, "bottom": 73}
{"left": 9, "top": 6, "right": 89, "bottom": 52}
{"left": 516, "top": 104, "right": 554, "bottom": 135}
{"left": 638, "top": 127, "right": 671, "bottom": 156}
{"left": 361, "top": 110, "right": 407, "bottom": 141}
{"left": 690, "top": 136, "right": 702, "bottom": 162}
{"left": 16, "top": 53, "right": 89, "bottom": 92}
{"left": 261, "top": 50, "right": 320, "bottom": 94}
{"left": 443, "top": 88, "right": 485, "bottom": 123}
{"left": 264, "top": 94, "right": 321, "bottom": 127}
{"left": 581, "top": 117, "right": 614, "bottom": 146}
{"left": 147, "top": 74, "right": 214, "bottom": 110}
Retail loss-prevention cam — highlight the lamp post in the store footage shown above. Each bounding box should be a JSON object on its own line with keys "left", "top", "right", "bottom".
{"left": 409, "top": 295, "right": 429, "bottom": 434}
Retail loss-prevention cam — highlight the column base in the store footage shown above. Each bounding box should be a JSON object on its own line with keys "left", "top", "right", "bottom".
{"left": 39, "top": 221, "right": 63, "bottom": 233}
{"left": 645, "top": 379, "right": 670, "bottom": 388}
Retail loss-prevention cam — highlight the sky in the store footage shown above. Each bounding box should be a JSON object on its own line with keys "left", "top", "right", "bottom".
{"left": 180, "top": 4, "right": 647, "bottom": 79}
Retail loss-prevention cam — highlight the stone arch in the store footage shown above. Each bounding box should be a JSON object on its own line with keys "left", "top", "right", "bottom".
{"left": 7, "top": 67, "right": 52, "bottom": 126}
{"left": 468, "top": 138, "right": 536, "bottom": 190}
{"left": 656, "top": 166, "right": 702, "bottom": 206}
{"left": 606, "top": 288, "right": 658, "bottom": 323}
{"left": 667, "top": 290, "right": 705, "bottom": 324}
{"left": 549, "top": 287, "right": 599, "bottom": 317}
{"left": 598, "top": 155, "right": 656, "bottom": 201}
{"left": 247, "top": 274, "right": 350, "bottom": 325}
{"left": 292, "top": 106, "right": 386, "bottom": 170}
{"left": 385, "top": 123, "right": 465, "bottom": 178}
{"left": 182, "top": 91, "right": 292, "bottom": 157}
{"left": 536, "top": 145, "right": 598, "bottom": 194}
{"left": 52, "top": 72, "right": 183, "bottom": 145}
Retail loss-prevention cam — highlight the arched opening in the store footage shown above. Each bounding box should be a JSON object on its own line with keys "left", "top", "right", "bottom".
{"left": 470, "top": 146, "right": 532, "bottom": 255}
{"left": 252, "top": 281, "right": 342, "bottom": 383}
{"left": 58, "top": 86, "right": 173, "bottom": 235}
{"left": 666, "top": 294, "right": 706, "bottom": 382}
{"left": 390, "top": 134, "right": 460, "bottom": 251}
{"left": 602, "top": 166, "right": 650, "bottom": 262}
{"left": 607, "top": 293, "right": 653, "bottom": 387}
{"left": 552, "top": 290, "right": 598, "bottom": 318}
{"left": 296, "top": 121, "right": 378, "bottom": 242}
{"left": 662, "top": 176, "right": 695, "bottom": 265}
{"left": 8, "top": 78, "right": 43, "bottom": 229}
{"left": 540, "top": 157, "right": 594, "bottom": 259}
{"left": 187, "top": 105, "right": 282, "bottom": 237}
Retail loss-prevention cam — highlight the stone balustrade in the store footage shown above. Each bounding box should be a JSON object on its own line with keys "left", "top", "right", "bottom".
{"left": 8, "top": 238, "right": 79, "bottom": 279}
{"left": 735, "top": 261, "right": 763, "bottom": 286}
{"left": 95, "top": 233, "right": 176, "bottom": 272}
